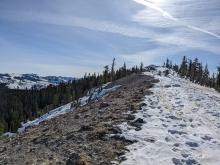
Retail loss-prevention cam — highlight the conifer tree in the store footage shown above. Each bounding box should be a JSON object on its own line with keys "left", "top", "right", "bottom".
{"left": 123, "top": 62, "right": 127, "bottom": 77}
{"left": 217, "top": 66, "right": 220, "bottom": 90}
{"left": 166, "top": 58, "right": 170, "bottom": 68}
{"left": 202, "top": 64, "right": 209, "bottom": 86}
{"left": 179, "top": 56, "right": 188, "bottom": 77}
{"left": 103, "top": 65, "right": 109, "bottom": 83}
{"left": 140, "top": 62, "right": 144, "bottom": 72}
{"left": 187, "top": 59, "right": 192, "bottom": 79}
{"left": 111, "top": 58, "right": 115, "bottom": 82}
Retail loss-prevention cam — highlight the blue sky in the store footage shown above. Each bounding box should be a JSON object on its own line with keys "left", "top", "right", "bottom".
{"left": 0, "top": 0, "right": 219, "bottom": 77}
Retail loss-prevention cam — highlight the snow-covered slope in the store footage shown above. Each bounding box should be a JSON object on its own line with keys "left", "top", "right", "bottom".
{"left": 0, "top": 73, "right": 75, "bottom": 89}
{"left": 119, "top": 67, "right": 220, "bottom": 165}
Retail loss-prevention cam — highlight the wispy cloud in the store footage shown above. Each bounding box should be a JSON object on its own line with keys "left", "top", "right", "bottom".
{"left": 2, "top": 10, "right": 219, "bottom": 55}
{"left": 132, "top": 0, "right": 220, "bottom": 39}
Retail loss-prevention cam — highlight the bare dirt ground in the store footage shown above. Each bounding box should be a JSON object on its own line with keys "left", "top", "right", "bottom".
{"left": 0, "top": 74, "right": 157, "bottom": 165}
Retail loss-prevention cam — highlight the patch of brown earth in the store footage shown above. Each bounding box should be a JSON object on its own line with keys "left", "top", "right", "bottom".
{"left": 0, "top": 74, "right": 158, "bottom": 165}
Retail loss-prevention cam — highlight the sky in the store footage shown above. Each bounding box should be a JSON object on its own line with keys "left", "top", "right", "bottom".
{"left": 0, "top": 0, "right": 219, "bottom": 77}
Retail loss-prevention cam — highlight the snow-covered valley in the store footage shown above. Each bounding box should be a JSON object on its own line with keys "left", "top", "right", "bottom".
{"left": 119, "top": 67, "right": 220, "bottom": 165}
{"left": 0, "top": 73, "right": 75, "bottom": 89}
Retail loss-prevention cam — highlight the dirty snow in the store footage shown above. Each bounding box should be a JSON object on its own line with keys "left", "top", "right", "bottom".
{"left": 80, "top": 83, "right": 121, "bottom": 106}
{"left": 119, "top": 67, "right": 220, "bottom": 165}
{"left": 17, "top": 103, "right": 72, "bottom": 133}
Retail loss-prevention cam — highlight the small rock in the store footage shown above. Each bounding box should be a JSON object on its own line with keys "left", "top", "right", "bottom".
{"left": 0, "top": 147, "right": 6, "bottom": 153}
{"left": 66, "top": 153, "right": 80, "bottom": 165}
{"left": 120, "top": 156, "right": 127, "bottom": 161}
{"left": 129, "top": 122, "right": 142, "bottom": 129}
{"left": 74, "top": 114, "right": 80, "bottom": 119}
{"left": 139, "top": 103, "right": 147, "bottom": 109}
{"left": 111, "top": 135, "right": 137, "bottom": 144}
{"left": 65, "top": 132, "right": 75, "bottom": 140}
{"left": 66, "top": 153, "right": 90, "bottom": 165}
{"left": 129, "top": 118, "right": 145, "bottom": 130}
{"left": 134, "top": 118, "right": 145, "bottom": 123}
{"left": 164, "top": 85, "right": 171, "bottom": 88}
{"left": 99, "top": 102, "right": 110, "bottom": 109}
{"left": 78, "top": 125, "right": 93, "bottom": 132}
{"left": 126, "top": 114, "right": 135, "bottom": 121}
{"left": 92, "top": 129, "right": 107, "bottom": 140}
{"left": 129, "top": 104, "right": 135, "bottom": 111}
{"left": 115, "top": 150, "right": 126, "bottom": 157}
{"left": 135, "top": 127, "right": 142, "bottom": 131}
{"left": 109, "top": 127, "right": 122, "bottom": 134}
{"left": 173, "top": 84, "right": 181, "bottom": 87}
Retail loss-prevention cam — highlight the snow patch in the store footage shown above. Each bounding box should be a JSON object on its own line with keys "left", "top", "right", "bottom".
{"left": 17, "top": 103, "right": 72, "bottom": 133}
{"left": 79, "top": 83, "right": 121, "bottom": 106}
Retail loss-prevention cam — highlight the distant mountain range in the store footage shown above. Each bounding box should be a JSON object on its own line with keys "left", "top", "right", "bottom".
{"left": 0, "top": 73, "right": 75, "bottom": 89}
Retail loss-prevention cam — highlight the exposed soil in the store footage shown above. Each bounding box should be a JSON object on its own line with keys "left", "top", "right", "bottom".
{"left": 0, "top": 74, "right": 157, "bottom": 165}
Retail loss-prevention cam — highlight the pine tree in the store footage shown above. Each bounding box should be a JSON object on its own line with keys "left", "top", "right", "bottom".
{"left": 123, "top": 62, "right": 127, "bottom": 77}
{"left": 103, "top": 65, "right": 109, "bottom": 83}
{"left": 166, "top": 58, "right": 170, "bottom": 68}
{"left": 192, "top": 58, "right": 199, "bottom": 82}
{"left": 187, "top": 59, "right": 192, "bottom": 79}
{"left": 140, "top": 62, "right": 144, "bottom": 72}
{"left": 169, "top": 60, "right": 173, "bottom": 69}
{"left": 196, "top": 62, "right": 203, "bottom": 84}
{"left": 217, "top": 66, "right": 220, "bottom": 90}
{"left": 210, "top": 73, "right": 216, "bottom": 88}
{"left": 0, "top": 120, "right": 5, "bottom": 134}
{"left": 202, "top": 64, "right": 209, "bottom": 86}
{"left": 111, "top": 58, "right": 115, "bottom": 82}
{"left": 173, "top": 64, "right": 179, "bottom": 73}
{"left": 179, "top": 56, "right": 188, "bottom": 77}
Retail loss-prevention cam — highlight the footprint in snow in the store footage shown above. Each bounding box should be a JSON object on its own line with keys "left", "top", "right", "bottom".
{"left": 201, "top": 135, "right": 213, "bottom": 141}
{"left": 172, "top": 158, "right": 199, "bottom": 165}
{"left": 185, "top": 142, "right": 199, "bottom": 148}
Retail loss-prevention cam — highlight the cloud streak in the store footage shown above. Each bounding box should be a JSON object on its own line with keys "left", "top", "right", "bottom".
{"left": 132, "top": 0, "right": 220, "bottom": 39}
{"left": 2, "top": 10, "right": 219, "bottom": 55}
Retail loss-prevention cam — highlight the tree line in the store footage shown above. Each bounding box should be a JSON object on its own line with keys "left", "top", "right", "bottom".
{"left": 0, "top": 60, "right": 144, "bottom": 134}
{"left": 164, "top": 56, "right": 220, "bottom": 91}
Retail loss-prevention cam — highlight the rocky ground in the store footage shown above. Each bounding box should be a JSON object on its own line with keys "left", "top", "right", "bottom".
{"left": 0, "top": 73, "right": 157, "bottom": 165}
